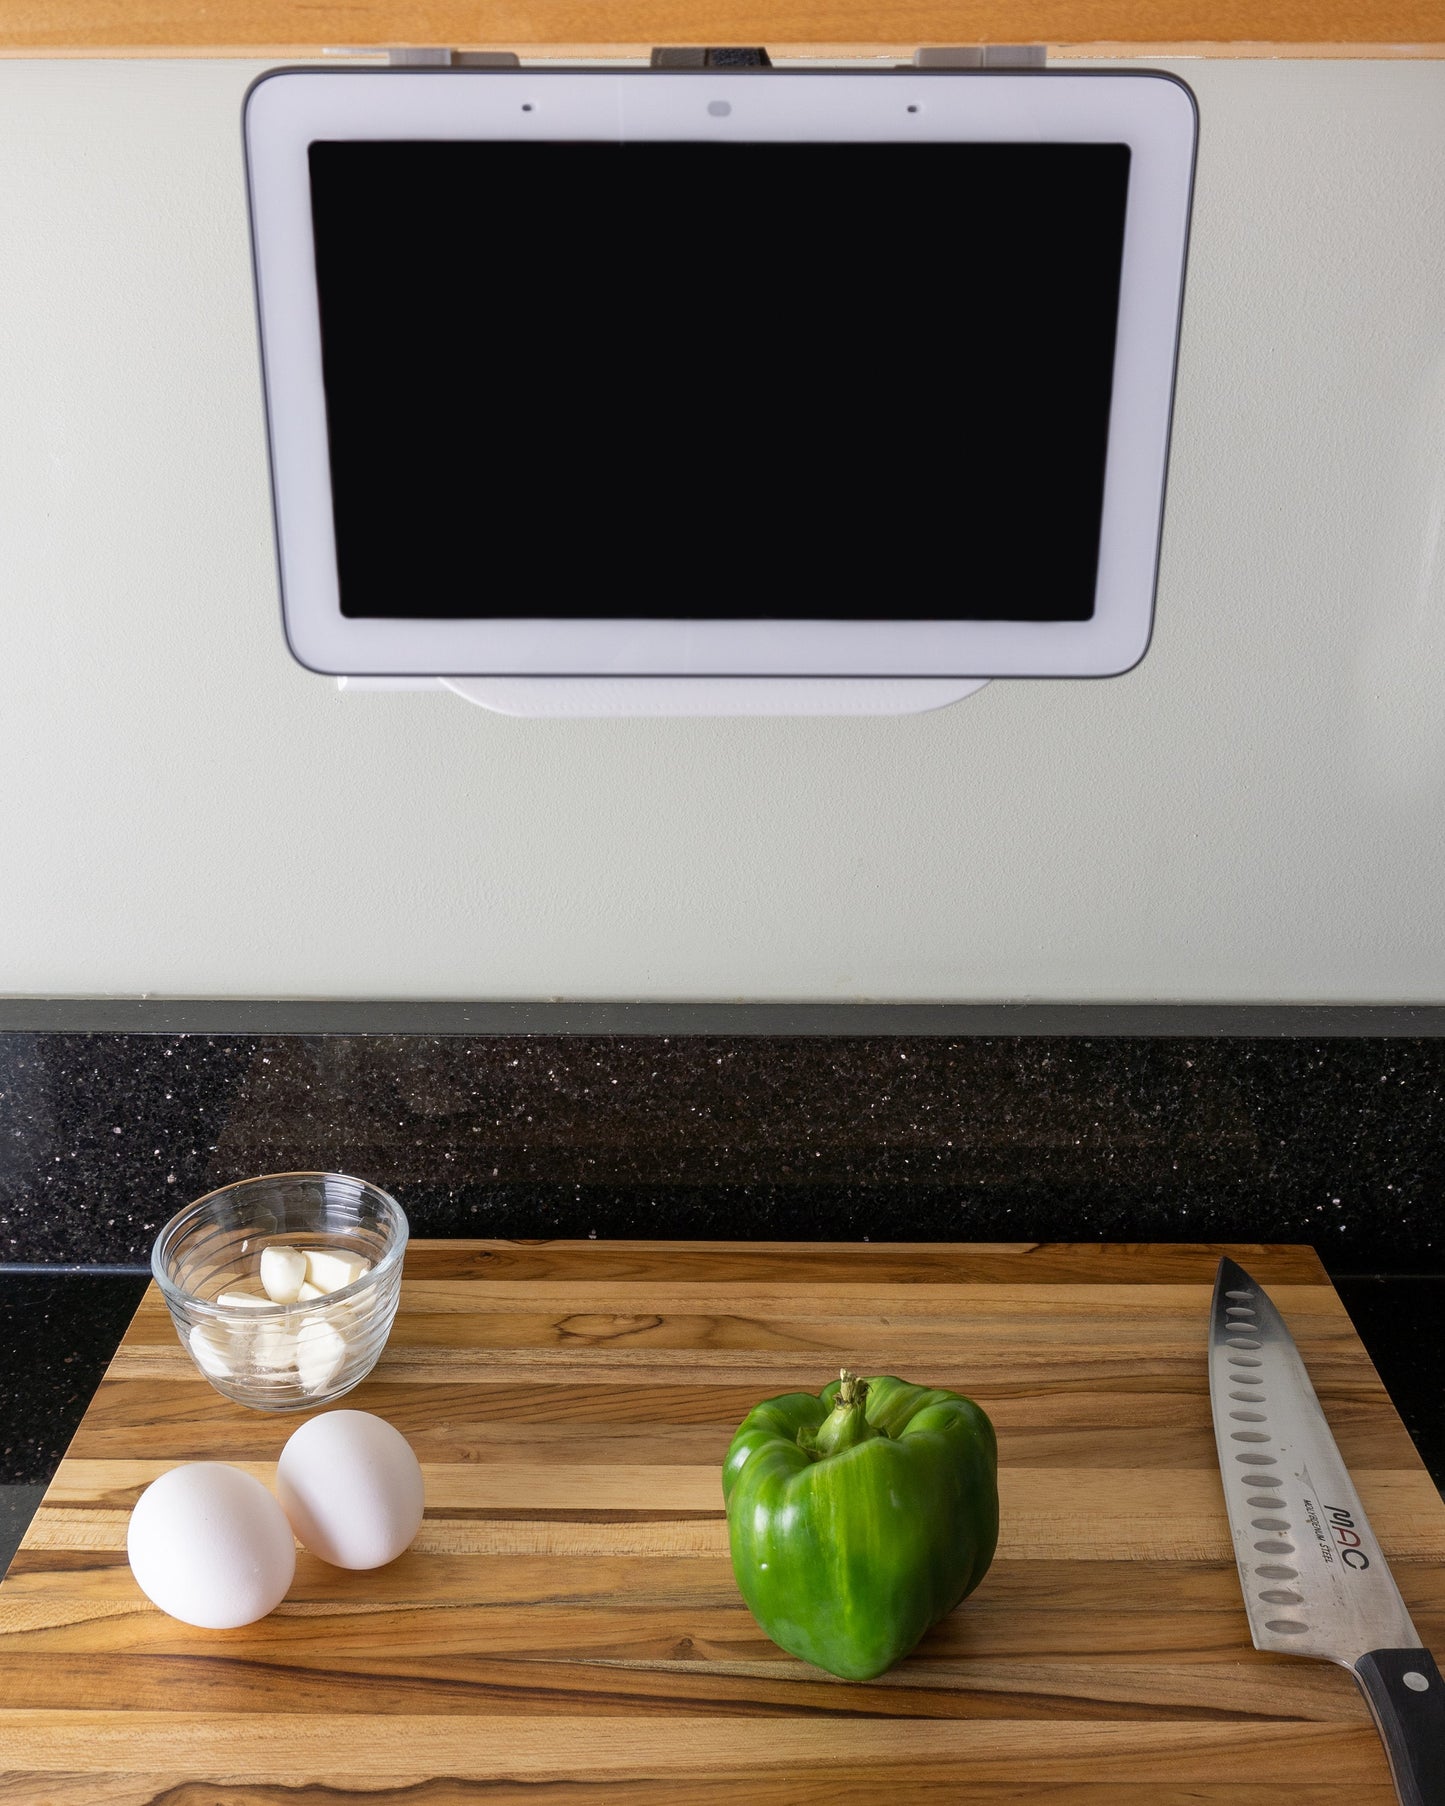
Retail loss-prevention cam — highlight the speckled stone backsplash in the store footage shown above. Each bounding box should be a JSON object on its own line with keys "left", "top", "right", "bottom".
{"left": 3, "top": 1021, "right": 1442, "bottom": 1270}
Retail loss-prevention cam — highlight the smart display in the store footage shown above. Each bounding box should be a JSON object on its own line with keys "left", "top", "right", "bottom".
{"left": 245, "top": 70, "right": 1196, "bottom": 676}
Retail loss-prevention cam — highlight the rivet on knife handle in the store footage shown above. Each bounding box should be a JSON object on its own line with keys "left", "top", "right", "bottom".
{"left": 1352, "top": 1648, "right": 1445, "bottom": 1806}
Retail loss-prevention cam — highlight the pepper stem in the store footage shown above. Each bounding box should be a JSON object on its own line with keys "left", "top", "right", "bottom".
{"left": 810, "top": 1368, "right": 882, "bottom": 1457}
{"left": 836, "top": 1368, "right": 867, "bottom": 1409}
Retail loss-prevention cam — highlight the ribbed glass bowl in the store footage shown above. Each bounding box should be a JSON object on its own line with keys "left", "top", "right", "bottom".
{"left": 152, "top": 1172, "right": 407, "bottom": 1412}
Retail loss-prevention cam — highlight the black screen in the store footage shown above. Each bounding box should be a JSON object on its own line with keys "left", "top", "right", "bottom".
{"left": 308, "top": 139, "right": 1130, "bottom": 621}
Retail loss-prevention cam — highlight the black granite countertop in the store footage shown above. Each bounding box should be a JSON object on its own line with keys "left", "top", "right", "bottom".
{"left": 0, "top": 1271, "right": 147, "bottom": 1569}
{"left": 3, "top": 1004, "right": 1443, "bottom": 1574}
{"left": 2, "top": 1263, "right": 1440, "bottom": 1579}
{"left": 4, "top": 1016, "right": 1445, "bottom": 1270}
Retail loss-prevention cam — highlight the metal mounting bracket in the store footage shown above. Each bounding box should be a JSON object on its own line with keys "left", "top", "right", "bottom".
{"left": 385, "top": 48, "right": 521, "bottom": 66}
{"left": 650, "top": 46, "right": 773, "bottom": 66}
{"left": 376, "top": 45, "right": 1042, "bottom": 70}
{"left": 912, "top": 45, "right": 1046, "bottom": 66}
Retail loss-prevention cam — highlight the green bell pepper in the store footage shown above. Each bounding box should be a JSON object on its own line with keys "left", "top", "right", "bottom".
{"left": 722, "top": 1370, "right": 998, "bottom": 1681}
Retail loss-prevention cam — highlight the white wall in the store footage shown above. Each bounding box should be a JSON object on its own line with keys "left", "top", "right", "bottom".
{"left": 2, "top": 59, "right": 1443, "bottom": 1002}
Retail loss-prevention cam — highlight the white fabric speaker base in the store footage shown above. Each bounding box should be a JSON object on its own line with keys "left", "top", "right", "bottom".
{"left": 439, "top": 677, "right": 992, "bottom": 718}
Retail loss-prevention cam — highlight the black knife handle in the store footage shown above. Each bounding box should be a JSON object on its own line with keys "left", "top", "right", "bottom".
{"left": 1354, "top": 1648, "right": 1445, "bottom": 1806}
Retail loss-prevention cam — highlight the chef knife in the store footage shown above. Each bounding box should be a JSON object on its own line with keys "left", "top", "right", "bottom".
{"left": 1210, "top": 1256, "right": 1445, "bottom": 1805}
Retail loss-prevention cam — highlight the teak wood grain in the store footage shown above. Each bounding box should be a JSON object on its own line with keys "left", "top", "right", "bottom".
{"left": 3, "top": 1238, "right": 1444, "bottom": 1803}
{"left": 2, "top": 0, "right": 1443, "bottom": 56}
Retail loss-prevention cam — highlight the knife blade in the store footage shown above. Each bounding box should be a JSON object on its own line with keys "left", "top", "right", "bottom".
{"left": 1210, "top": 1256, "right": 1445, "bottom": 1805}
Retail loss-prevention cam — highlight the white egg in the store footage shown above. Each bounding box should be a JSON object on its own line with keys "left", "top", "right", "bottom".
{"left": 127, "top": 1463, "right": 296, "bottom": 1628}
{"left": 277, "top": 1410, "right": 424, "bottom": 1570}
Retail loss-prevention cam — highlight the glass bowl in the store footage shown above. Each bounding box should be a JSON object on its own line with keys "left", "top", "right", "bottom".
{"left": 152, "top": 1171, "right": 407, "bottom": 1412}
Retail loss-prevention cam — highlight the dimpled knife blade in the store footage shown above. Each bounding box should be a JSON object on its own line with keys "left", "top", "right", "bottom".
{"left": 1209, "top": 1257, "right": 1445, "bottom": 1806}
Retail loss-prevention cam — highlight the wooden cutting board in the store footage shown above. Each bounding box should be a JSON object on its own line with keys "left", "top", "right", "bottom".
{"left": 3, "top": 1239, "right": 1444, "bottom": 1804}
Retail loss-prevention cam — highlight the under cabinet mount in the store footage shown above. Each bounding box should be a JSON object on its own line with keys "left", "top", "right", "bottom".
{"left": 913, "top": 45, "right": 1046, "bottom": 65}
{"left": 375, "top": 45, "right": 1045, "bottom": 67}
{"left": 651, "top": 45, "right": 771, "bottom": 64}
{"left": 384, "top": 48, "right": 519, "bottom": 64}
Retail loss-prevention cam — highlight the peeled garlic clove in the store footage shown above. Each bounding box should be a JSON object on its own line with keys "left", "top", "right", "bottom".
{"left": 252, "top": 1320, "right": 299, "bottom": 1372}
{"left": 260, "top": 1245, "right": 308, "bottom": 1304}
{"left": 189, "top": 1322, "right": 239, "bottom": 1379}
{"left": 296, "top": 1280, "right": 326, "bottom": 1301}
{"left": 296, "top": 1316, "right": 347, "bottom": 1395}
{"left": 303, "top": 1249, "right": 370, "bottom": 1294}
{"left": 216, "top": 1290, "right": 271, "bottom": 1309}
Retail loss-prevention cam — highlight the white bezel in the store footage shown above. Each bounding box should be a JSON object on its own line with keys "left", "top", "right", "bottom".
{"left": 244, "top": 68, "right": 1196, "bottom": 678}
